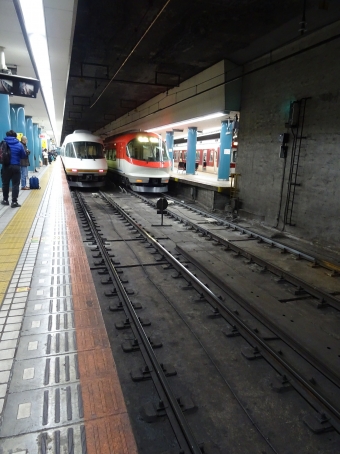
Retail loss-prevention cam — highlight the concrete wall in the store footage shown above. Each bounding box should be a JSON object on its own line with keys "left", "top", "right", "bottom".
{"left": 237, "top": 23, "right": 340, "bottom": 248}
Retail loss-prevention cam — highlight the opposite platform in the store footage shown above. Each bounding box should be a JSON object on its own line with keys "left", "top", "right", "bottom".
{"left": 0, "top": 160, "right": 137, "bottom": 453}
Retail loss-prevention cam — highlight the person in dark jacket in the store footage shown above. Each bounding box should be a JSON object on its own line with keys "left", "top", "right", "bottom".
{"left": 1, "top": 130, "right": 27, "bottom": 208}
{"left": 20, "top": 136, "right": 30, "bottom": 190}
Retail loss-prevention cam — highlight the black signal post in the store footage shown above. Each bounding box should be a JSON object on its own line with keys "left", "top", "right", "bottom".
{"left": 152, "top": 197, "right": 172, "bottom": 227}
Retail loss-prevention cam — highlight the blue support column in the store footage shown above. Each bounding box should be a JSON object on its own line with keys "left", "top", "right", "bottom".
{"left": 26, "top": 117, "right": 35, "bottom": 171}
{"left": 38, "top": 128, "right": 42, "bottom": 166}
{"left": 165, "top": 131, "right": 174, "bottom": 171}
{"left": 0, "top": 94, "right": 11, "bottom": 190}
{"left": 186, "top": 127, "right": 197, "bottom": 175}
{"left": 33, "top": 124, "right": 40, "bottom": 170}
{"left": 11, "top": 104, "right": 25, "bottom": 138}
{"left": 218, "top": 120, "right": 233, "bottom": 181}
{"left": 10, "top": 105, "right": 17, "bottom": 132}
{"left": 17, "top": 106, "right": 26, "bottom": 136}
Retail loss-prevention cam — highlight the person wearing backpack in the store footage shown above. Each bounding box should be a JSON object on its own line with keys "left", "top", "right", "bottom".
{"left": 20, "top": 136, "right": 30, "bottom": 190}
{"left": 1, "top": 130, "right": 27, "bottom": 208}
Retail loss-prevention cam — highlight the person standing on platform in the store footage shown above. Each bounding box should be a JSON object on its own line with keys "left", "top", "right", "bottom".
{"left": 1, "top": 130, "right": 27, "bottom": 208}
{"left": 20, "top": 136, "right": 30, "bottom": 190}
{"left": 42, "top": 148, "right": 48, "bottom": 166}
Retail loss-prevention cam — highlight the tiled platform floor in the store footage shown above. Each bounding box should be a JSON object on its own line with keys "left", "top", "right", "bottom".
{"left": 0, "top": 160, "right": 137, "bottom": 453}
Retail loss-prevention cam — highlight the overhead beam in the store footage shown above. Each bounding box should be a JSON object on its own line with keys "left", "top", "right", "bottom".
{"left": 68, "top": 74, "right": 178, "bottom": 88}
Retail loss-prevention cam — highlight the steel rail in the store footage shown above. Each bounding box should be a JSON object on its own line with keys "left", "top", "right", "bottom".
{"left": 74, "top": 192, "right": 203, "bottom": 454}
{"left": 100, "top": 191, "right": 340, "bottom": 433}
{"left": 133, "top": 191, "right": 316, "bottom": 262}
{"left": 130, "top": 192, "right": 340, "bottom": 310}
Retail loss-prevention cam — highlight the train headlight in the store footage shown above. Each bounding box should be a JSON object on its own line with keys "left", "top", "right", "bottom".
{"left": 99, "top": 169, "right": 104, "bottom": 173}
{"left": 138, "top": 137, "right": 149, "bottom": 142}
{"left": 71, "top": 169, "right": 78, "bottom": 172}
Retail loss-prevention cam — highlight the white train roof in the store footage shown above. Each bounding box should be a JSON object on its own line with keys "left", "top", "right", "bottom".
{"left": 62, "top": 130, "right": 103, "bottom": 146}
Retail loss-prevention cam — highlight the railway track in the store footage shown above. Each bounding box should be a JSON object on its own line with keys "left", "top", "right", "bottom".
{"left": 73, "top": 189, "right": 340, "bottom": 453}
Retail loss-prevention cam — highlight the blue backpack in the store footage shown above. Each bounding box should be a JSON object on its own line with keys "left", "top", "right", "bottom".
{"left": 29, "top": 176, "right": 40, "bottom": 189}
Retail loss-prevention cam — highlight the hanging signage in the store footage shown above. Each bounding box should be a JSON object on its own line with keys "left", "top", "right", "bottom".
{"left": 0, "top": 74, "right": 40, "bottom": 98}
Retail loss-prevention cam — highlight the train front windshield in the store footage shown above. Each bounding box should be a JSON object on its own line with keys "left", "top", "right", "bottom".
{"left": 72, "top": 142, "right": 104, "bottom": 159}
{"left": 126, "top": 136, "right": 169, "bottom": 162}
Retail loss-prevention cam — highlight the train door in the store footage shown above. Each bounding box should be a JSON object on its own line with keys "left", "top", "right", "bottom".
{"left": 203, "top": 150, "right": 207, "bottom": 171}
{"left": 117, "top": 141, "right": 122, "bottom": 173}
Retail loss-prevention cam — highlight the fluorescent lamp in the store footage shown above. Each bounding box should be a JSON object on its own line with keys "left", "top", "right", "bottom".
{"left": 202, "top": 127, "right": 222, "bottom": 134}
{"left": 19, "top": 0, "right": 58, "bottom": 143}
{"left": 146, "top": 112, "right": 226, "bottom": 133}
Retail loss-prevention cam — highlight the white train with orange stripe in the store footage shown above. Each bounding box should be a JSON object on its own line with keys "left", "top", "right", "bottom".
{"left": 105, "top": 130, "right": 171, "bottom": 192}
{"left": 60, "top": 130, "right": 108, "bottom": 187}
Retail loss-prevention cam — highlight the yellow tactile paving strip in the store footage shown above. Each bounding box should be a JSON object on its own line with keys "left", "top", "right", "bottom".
{"left": 0, "top": 167, "right": 53, "bottom": 305}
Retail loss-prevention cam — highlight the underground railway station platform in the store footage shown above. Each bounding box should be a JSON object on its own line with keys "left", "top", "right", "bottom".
{"left": 169, "top": 168, "right": 235, "bottom": 212}
{"left": 169, "top": 167, "right": 232, "bottom": 191}
{"left": 0, "top": 160, "right": 137, "bottom": 453}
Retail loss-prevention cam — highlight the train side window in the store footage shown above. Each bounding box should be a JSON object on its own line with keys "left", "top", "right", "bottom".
{"left": 210, "top": 151, "right": 214, "bottom": 162}
{"left": 111, "top": 148, "right": 116, "bottom": 160}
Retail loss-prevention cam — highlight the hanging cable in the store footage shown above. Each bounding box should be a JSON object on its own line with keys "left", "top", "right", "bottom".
{"left": 90, "top": 0, "right": 171, "bottom": 109}
{"left": 299, "top": 0, "right": 307, "bottom": 35}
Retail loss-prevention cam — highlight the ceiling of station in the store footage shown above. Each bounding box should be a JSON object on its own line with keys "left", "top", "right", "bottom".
{"left": 1, "top": 1, "right": 339, "bottom": 146}
{"left": 0, "top": 0, "right": 76, "bottom": 144}
{"left": 61, "top": 0, "right": 340, "bottom": 143}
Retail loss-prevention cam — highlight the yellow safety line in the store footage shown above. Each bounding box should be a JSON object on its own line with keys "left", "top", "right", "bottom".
{"left": 0, "top": 166, "right": 53, "bottom": 305}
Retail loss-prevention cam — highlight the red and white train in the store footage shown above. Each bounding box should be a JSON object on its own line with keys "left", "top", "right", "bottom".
{"left": 173, "top": 140, "right": 237, "bottom": 174}
{"left": 105, "top": 130, "right": 171, "bottom": 192}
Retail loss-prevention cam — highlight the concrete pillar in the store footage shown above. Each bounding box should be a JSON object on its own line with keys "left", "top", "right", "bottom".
{"left": 186, "top": 127, "right": 197, "bottom": 175}
{"left": 165, "top": 131, "right": 174, "bottom": 171}
{"left": 25, "top": 117, "right": 35, "bottom": 171}
{"left": 0, "top": 94, "right": 11, "bottom": 189}
{"left": 217, "top": 120, "right": 233, "bottom": 181}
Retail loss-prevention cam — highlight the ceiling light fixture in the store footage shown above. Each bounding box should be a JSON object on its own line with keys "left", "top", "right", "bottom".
{"left": 202, "top": 127, "right": 222, "bottom": 134}
{"left": 146, "top": 112, "right": 226, "bottom": 133}
{"left": 18, "top": 0, "right": 58, "bottom": 143}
